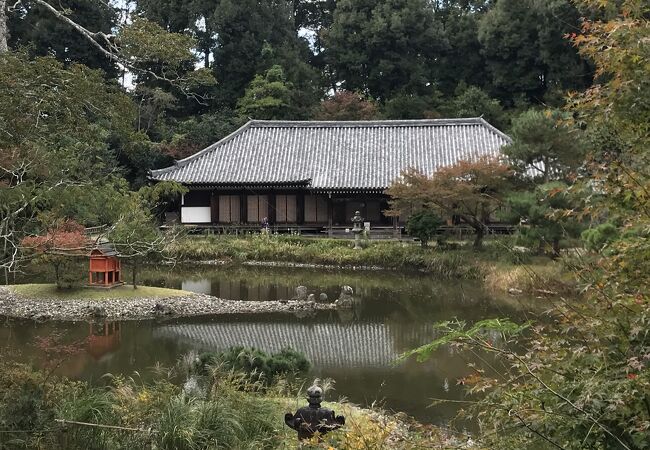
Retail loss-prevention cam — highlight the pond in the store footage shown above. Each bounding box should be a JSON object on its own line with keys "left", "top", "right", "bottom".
{"left": 1, "top": 264, "right": 541, "bottom": 425}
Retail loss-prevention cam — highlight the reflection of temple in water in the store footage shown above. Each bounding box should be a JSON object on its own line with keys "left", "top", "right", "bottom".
{"left": 182, "top": 278, "right": 299, "bottom": 301}
{"left": 87, "top": 321, "right": 121, "bottom": 360}
{"left": 154, "top": 321, "right": 435, "bottom": 368}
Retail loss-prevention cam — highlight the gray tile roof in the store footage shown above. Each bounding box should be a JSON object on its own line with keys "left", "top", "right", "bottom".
{"left": 154, "top": 321, "right": 436, "bottom": 368}
{"left": 149, "top": 118, "right": 512, "bottom": 191}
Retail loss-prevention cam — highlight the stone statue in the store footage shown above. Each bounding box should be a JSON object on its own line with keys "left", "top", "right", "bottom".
{"left": 351, "top": 210, "right": 364, "bottom": 250}
{"left": 284, "top": 385, "right": 345, "bottom": 440}
{"left": 294, "top": 285, "right": 308, "bottom": 301}
{"left": 335, "top": 285, "right": 354, "bottom": 308}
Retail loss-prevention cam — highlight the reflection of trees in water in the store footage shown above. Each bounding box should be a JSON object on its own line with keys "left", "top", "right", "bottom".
{"left": 138, "top": 264, "right": 531, "bottom": 320}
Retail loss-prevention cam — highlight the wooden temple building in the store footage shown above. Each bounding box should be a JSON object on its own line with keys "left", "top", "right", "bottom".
{"left": 150, "top": 118, "right": 512, "bottom": 235}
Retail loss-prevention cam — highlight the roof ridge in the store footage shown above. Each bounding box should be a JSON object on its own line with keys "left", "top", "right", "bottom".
{"left": 248, "top": 118, "right": 485, "bottom": 127}
{"left": 150, "top": 121, "right": 253, "bottom": 176}
{"left": 476, "top": 117, "right": 513, "bottom": 144}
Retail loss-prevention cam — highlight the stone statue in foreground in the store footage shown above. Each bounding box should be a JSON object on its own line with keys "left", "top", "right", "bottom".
{"left": 284, "top": 385, "right": 345, "bottom": 440}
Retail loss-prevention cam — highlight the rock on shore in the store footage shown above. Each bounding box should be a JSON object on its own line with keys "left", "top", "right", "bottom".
{"left": 0, "top": 286, "right": 336, "bottom": 322}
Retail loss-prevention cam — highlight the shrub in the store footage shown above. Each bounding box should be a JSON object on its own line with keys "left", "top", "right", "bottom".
{"left": 197, "top": 347, "right": 310, "bottom": 385}
{"left": 582, "top": 222, "right": 619, "bottom": 252}
{"left": 406, "top": 210, "right": 443, "bottom": 247}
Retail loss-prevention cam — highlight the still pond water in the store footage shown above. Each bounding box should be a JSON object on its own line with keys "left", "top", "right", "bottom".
{"left": 1, "top": 265, "right": 540, "bottom": 424}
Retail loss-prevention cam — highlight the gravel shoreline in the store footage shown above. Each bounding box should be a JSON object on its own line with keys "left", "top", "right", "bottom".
{"left": 0, "top": 286, "right": 337, "bottom": 322}
{"left": 190, "top": 259, "right": 394, "bottom": 271}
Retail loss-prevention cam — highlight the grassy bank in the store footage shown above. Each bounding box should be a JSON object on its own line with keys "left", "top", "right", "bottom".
{"left": 11, "top": 283, "right": 191, "bottom": 300}
{"left": 0, "top": 360, "right": 457, "bottom": 449}
{"left": 483, "top": 261, "right": 571, "bottom": 295}
{"left": 167, "top": 235, "right": 571, "bottom": 293}
{"left": 169, "top": 235, "right": 492, "bottom": 279}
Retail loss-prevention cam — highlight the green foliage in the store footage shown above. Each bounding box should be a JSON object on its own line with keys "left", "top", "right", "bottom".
{"left": 236, "top": 65, "right": 296, "bottom": 120}
{"left": 0, "top": 360, "right": 288, "bottom": 449}
{"left": 197, "top": 347, "right": 310, "bottom": 385}
{"left": 324, "top": 0, "right": 446, "bottom": 100}
{"left": 504, "top": 182, "right": 584, "bottom": 256}
{"left": 406, "top": 210, "right": 443, "bottom": 247}
{"left": 166, "top": 235, "right": 519, "bottom": 279}
{"left": 435, "top": 7, "right": 487, "bottom": 95}
{"left": 402, "top": 318, "right": 530, "bottom": 362}
{"left": 120, "top": 18, "right": 216, "bottom": 95}
{"left": 109, "top": 189, "right": 178, "bottom": 288}
{"left": 504, "top": 109, "right": 586, "bottom": 182}
{"left": 448, "top": 85, "right": 507, "bottom": 129}
{"left": 581, "top": 222, "right": 619, "bottom": 253}
{"left": 159, "top": 110, "right": 247, "bottom": 160}
{"left": 478, "top": 0, "right": 590, "bottom": 104}
{"left": 211, "top": 0, "right": 318, "bottom": 108}
{"left": 407, "top": 5, "right": 650, "bottom": 448}
{"left": 382, "top": 90, "right": 443, "bottom": 119}
{"left": 8, "top": 0, "right": 120, "bottom": 76}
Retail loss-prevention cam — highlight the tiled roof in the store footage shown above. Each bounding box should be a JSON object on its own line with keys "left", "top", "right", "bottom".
{"left": 149, "top": 118, "right": 512, "bottom": 191}
{"left": 154, "top": 321, "right": 435, "bottom": 368}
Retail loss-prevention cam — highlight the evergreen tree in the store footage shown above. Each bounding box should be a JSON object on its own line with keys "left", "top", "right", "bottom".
{"left": 136, "top": 0, "right": 195, "bottom": 32}
{"left": 478, "top": 0, "right": 590, "bottom": 105}
{"left": 236, "top": 65, "right": 295, "bottom": 120}
{"left": 382, "top": 90, "right": 443, "bottom": 119}
{"left": 448, "top": 85, "right": 506, "bottom": 129}
{"left": 7, "top": 0, "right": 120, "bottom": 76}
{"left": 324, "top": 0, "right": 447, "bottom": 100}
{"left": 212, "top": 0, "right": 317, "bottom": 108}
{"left": 504, "top": 182, "right": 583, "bottom": 256}
{"left": 435, "top": 5, "right": 488, "bottom": 94}
{"left": 504, "top": 109, "right": 585, "bottom": 182}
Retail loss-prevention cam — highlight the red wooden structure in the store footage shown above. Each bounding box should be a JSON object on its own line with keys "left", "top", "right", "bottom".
{"left": 87, "top": 321, "right": 121, "bottom": 360}
{"left": 88, "top": 242, "right": 122, "bottom": 288}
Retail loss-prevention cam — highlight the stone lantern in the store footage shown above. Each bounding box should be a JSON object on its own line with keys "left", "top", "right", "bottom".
{"left": 284, "top": 385, "right": 345, "bottom": 440}
{"left": 351, "top": 210, "right": 364, "bottom": 250}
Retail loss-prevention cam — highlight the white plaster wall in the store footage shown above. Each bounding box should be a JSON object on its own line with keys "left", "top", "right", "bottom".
{"left": 181, "top": 207, "right": 211, "bottom": 223}
{"left": 181, "top": 279, "right": 212, "bottom": 294}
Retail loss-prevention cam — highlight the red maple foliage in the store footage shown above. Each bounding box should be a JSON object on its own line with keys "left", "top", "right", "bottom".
{"left": 315, "top": 91, "right": 380, "bottom": 121}
{"left": 386, "top": 156, "right": 513, "bottom": 248}
{"left": 21, "top": 220, "right": 88, "bottom": 255}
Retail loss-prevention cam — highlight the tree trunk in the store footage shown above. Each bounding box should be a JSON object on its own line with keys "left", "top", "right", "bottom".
{"left": 552, "top": 238, "right": 561, "bottom": 259}
{"left": 132, "top": 259, "right": 138, "bottom": 289}
{"left": 0, "top": 0, "right": 9, "bottom": 54}
{"left": 54, "top": 262, "right": 61, "bottom": 288}
{"left": 473, "top": 227, "right": 484, "bottom": 249}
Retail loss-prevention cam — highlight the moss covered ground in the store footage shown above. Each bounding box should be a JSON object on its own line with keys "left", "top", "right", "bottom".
{"left": 11, "top": 283, "right": 191, "bottom": 300}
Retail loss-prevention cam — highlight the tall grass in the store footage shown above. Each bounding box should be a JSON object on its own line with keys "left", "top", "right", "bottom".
{"left": 0, "top": 360, "right": 287, "bottom": 449}
{"left": 0, "top": 357, "right": 463, "bottom": 449}
{"left": 167, "top": 235, "right": 490, "bottom": 279}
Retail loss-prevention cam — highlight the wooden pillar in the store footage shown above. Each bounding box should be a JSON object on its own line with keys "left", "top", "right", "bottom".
{"left": 103, "top": 271, "right": 107, "bottom": 286}
{"left": 268, "top": 192, "right": 276, "bottom": 224}
{"left": 211, "top": 191, "right": 219, "bottom": 224}
{"left": 327, "top": 194, "right": 333, "bottom": 237}
{"left": 240, "top": 193, "right": 247, "bottom": 224}
{"left": 297, "top": 192, "right": 305, "bottom": 225}
{"left": 89, "top": 271, "right": 93, "bottom": 285}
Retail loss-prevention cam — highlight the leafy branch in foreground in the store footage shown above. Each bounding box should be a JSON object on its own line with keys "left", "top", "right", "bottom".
{"left": 400, "top": 318, "right": 530, "bottom": 363}
{"left": 4, "top": 1, "right": 215, "bottom": 102}
{"left": 403, "top": 4, "right": 650, "bottom": 447}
